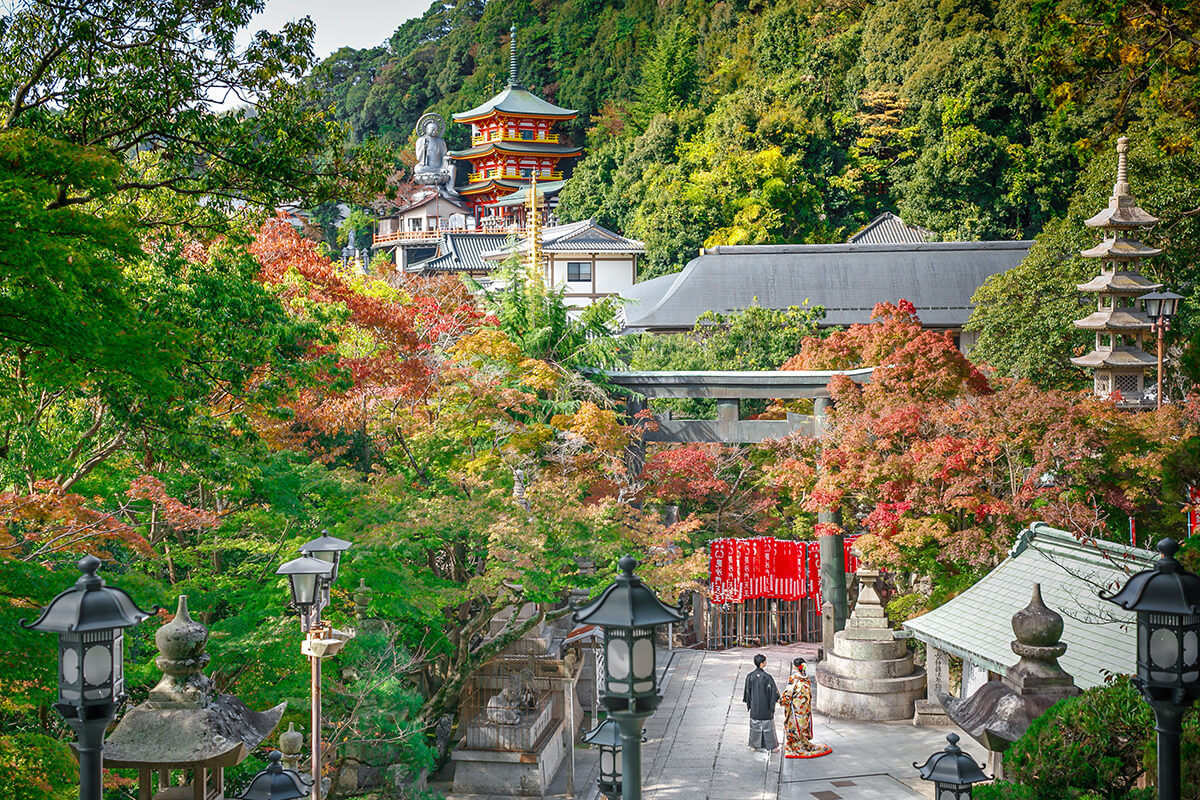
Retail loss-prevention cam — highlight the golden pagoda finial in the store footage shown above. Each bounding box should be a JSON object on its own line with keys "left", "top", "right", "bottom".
{"left": 527, "top": 174, "right": 543, "bottom": 287}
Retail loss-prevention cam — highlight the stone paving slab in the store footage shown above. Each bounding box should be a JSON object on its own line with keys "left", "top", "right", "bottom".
{"left": 781, "top": 775, "right": 922, "bottom": 800}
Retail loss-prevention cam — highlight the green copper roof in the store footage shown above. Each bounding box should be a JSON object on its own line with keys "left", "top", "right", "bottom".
{"left": 450, "top": 140, "right": 582, "bottom": 159}
{"left": 453, "top": 85, "right": 577, "bottom": 122}
{"left": 903, "top": 522, "right": 1156, "bottom": 689}
{"left": 491, "top": 180, "right": 567, "bottom": 207}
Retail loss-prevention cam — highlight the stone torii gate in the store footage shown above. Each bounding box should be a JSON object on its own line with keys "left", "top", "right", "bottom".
{"left": 605, "top": 368, "right": 875, "bottom": 632}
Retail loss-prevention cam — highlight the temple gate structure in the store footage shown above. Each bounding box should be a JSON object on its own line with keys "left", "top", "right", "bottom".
{"left": 606, "top": 367, "right": 876, "bottom": 640}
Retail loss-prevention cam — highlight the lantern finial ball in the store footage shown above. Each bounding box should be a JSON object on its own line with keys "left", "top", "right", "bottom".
{"left": 1159, "top": 538, "right": 1181, "bottom": 559}
{"left": 79, "top": 554, "right": 101, "bottom": 578}
{"left": 618, "top": 555, "right": 637, "bottom": 576}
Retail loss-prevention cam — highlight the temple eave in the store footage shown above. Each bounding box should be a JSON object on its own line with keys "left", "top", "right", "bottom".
{"left": 1070, "top": 351, "right": 1157, "bottom": 368}
{"left": 1072, "top": 311, "right": 1152, "bottom": 329}
{"left": 1076, "top": 273, "right": 1162, "bottom": 293}
{"left": 1085, "top": 206, "right": 1159, "bottom": 228}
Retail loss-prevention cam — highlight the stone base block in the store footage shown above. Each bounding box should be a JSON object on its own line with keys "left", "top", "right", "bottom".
{"left": 451, "top": 718, "right": 565, "bottom": 796}
{"left": 831, "top": 635, "right": 907, "bottom": 661}
{"left": 912, "top": 698, "right": 952, "bottom": 727}
{"left": 814, "top": 679, "right": 926, "bottom": 721}
{"left": 823, "top": 650, "right": 914, "bottom": 679}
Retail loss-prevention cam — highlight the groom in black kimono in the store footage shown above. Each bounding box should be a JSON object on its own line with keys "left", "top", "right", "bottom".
{"left": 743, "top": 653, "right": 780, "bottom": 751}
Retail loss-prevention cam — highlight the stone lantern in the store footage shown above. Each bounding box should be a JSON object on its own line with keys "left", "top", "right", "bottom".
{"left": 104, "top": 595, "right": 286, "bottom": 800}
{"left": 1071, "top": 136, "right": 1162, "bottom": 407}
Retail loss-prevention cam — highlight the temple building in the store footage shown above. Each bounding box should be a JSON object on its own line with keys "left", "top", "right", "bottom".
{"left": 1070, "top": 136, "right": 1161, "bottom": 407}
{"left": 449, "top": 26, "right": 581, "bottom": 226}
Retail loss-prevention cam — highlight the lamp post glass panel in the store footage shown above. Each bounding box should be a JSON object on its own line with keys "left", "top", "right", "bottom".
{"left": 913, "top": 733, "right": 991, "bottom": 800}
{"left": 573, "top": 555, "right": 684, "bottom": 800}
{"left": 19, "top": 555, "right": 157, "bottom": 800}
{"left": 1139, "top": 290, "right": 1183, "bottom": 409}
{"left": 1102, "top": 538, "right": 1200, "bottom": 800}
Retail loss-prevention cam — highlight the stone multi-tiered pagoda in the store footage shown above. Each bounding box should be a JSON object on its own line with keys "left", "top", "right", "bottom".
{"left": 450, "top": 26, "right": 581, "bottom": 224}
{"left": 1070, "top": 136, "right": 1161, "bottom": 407}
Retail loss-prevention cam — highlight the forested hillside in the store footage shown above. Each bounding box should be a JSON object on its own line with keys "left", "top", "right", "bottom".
{"left": 310, "top": 0, "right": 1200, "bottom": 384}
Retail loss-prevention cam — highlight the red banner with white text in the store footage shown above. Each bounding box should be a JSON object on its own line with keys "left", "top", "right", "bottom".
{"left": 708, "top": 535, "right": 860, "bottom": 605}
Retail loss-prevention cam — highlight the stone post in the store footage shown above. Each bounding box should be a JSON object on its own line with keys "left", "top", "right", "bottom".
{"left": 821, "top": 600, "right": 835, "bottom": 660}
{"left": 814, "top": 395, "right": 848, "bottom": 631}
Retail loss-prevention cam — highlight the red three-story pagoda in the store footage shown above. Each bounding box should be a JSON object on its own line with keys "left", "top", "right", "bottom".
{"left": 450, "top": 26, "right": 581, "bottom": 224}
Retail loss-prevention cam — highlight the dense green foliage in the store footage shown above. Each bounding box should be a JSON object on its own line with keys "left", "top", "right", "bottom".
{"left": 976, "top": 676, "right": 1200, "bottom": 799}
{"left": 304, "top": 0, "right": 1195, "bottom": 269}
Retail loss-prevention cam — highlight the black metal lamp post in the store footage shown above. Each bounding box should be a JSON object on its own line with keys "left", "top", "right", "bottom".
{"left": 277, "top": 538, "right": 352, "bottom": 800}
{"left": 582, "top": 718, "right": 622, "bottom": 799}
{"left": 300, "top": 532, "right": 353, "bottom": 583}
{"left": 235, "top": 750, "right": 309, "bottom": 800}
{"left": 277, "top": 555, "right": 333, "bottom": 633}
{"left": 1139, "top": 290, "right": 1183, "bottom": 409}
{"left": 19, "top": 555, "right": 157, "bottom": 800}
{"left": 573, "top": 555, "right": 684, "bottom": 800}
{"left": 913, "top": 733, "right": 991, "bottom": 800}
{"left": 1101, "top": 538, "right": 1200, "bottom": 800}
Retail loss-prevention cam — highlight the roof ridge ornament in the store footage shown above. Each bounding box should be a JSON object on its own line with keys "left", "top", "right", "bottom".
{"left": 509, "top": 24, "right": 520, "bottom": 87}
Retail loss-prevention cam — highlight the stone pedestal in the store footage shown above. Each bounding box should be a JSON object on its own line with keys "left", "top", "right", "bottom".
{"left": 815, "top": 566, "right": 925, "bottom": 720}
{"left": 451, "top": 716, "right": 567, "bottom": 796}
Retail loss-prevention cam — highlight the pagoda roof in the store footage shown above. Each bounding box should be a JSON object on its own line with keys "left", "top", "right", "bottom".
{"left": 490, "top": 179, "right": 567, "bottom": 207}
{"left": 451, "top": 140, "right": 582, "bottom": 159}
{"left": 1081, "top": 237, "right": 1161, "bottom": 260}
{"left": 1085, "top": 198, "right": 1159, "bottom": 229}
{"left": 1077, "top": 271, "right": 1162, "bottom": 293}
{"left": 453, "top": 85, "right": 577, "bottom": 123}
{"left": 1085, "top": 138, "right": 1158, "bottom": 229}
{"left": 457, "top": 178, "right": 526, "bottom": 197}
{"left": 1070, "top": 347, "right": 1157, "bottom": 368}
{"left": 1073, "top": 308, "right": 1152, "bottom": 330}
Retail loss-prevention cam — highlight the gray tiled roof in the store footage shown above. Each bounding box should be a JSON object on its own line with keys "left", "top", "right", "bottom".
{"left": 410, "top": 233, "right": 512, "bottom": 273}
{"left": 621, "top": 240, "right": 1032, "bottom": 331}
{"left": 903, "top": 522, "right": 1157, "bottom": 689}
{"left": 848, "top": 212, "right": 933, "bottom": 244}
{"left": 452, "top": 85, "right": 576, "bottom": 121}
{"left": 481, "top": 219, "right": 645, "bottom": 259}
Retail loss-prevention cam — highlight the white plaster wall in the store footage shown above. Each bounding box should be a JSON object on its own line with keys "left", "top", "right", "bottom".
{"left": 594, "top": 257, "right": 636, "bottom": 295}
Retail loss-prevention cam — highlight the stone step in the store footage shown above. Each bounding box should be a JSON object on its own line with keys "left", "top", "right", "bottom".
{"left": 815, "top": 665, "right": 927, "bottom": 696}
{"left": 813, "top": 679, "right": 926, "bottom": 721}
{"left": 833, "top": 635, "right": 908, "bottom": 659}
{"left": 840, "top": 625, "right": 896, "bottom": 640}
{"left": 912, "top": 698, "right": 952, "bottom": 727}
{"left": 823, "top": 650, "right": 914, "bottom": 679}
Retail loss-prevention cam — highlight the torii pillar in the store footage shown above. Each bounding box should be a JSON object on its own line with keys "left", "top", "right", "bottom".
{"left": 815, "top": 396, "right": 848, "bottom": 631}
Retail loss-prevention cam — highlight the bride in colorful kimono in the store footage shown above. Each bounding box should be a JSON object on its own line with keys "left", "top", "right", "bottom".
{"left": 779, "top": 657, "right": 832, "bottom": 759}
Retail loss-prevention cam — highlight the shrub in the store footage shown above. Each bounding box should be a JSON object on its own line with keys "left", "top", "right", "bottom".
{"left": 0, "top": 732, "right": 77, "bottom": 800}
{"left": 1003, "top": 676, "right": 1154, "bottom": 798}
{"left": 884, "top": 592, "right": 927, "bottom": 624}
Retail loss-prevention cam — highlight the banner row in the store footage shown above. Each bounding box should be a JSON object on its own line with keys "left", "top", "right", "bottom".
{"left": 708, "top": 536, "right": 860, "bottom": 605}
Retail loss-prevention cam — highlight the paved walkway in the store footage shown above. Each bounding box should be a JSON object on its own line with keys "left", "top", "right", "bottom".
{"left": 442, "top": 644, "right": 974, "bottom": 800}
{"left": 625, "top": 645, "right": 971, "bottom": 800}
